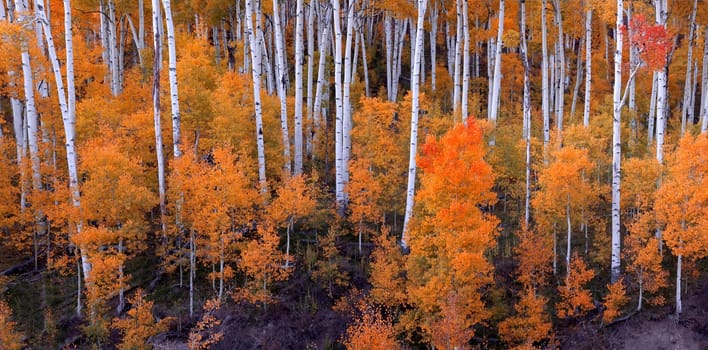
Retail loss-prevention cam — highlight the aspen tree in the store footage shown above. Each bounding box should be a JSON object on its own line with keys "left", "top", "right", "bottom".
{"left": 245, "top": 0, "right": 268, "bottom": 192}
{"left": 680, "top": 0, "right": 697, "bottom": 135}
{"left": 583, "top": 8, "right": 592, "bottom": 127}
{"left": 272, "top": 0, "right": 292, "bottom": 176}
{"left": 488, "top": 0, "right": 504, "bottom": 127}
{"left": 401, "top": 0, "right": 427, "bottom": 249}
{"left": 161, "top": 0, "right": 182, "bottom": 158}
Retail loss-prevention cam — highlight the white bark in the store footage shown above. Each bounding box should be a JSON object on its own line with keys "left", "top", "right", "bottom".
{"left": 360, "top": 31, "right": 369, "bottom": 97}
{"left": 429, "top": 2, "right": 437, "bottom": 91}
{"left": 541, "top": 0, "right": 550, "bottom": 148}
{"left": 294, "top": 0, "right": 304, "bottom": 175}
{"left": 160, "top": 0, "right": 181, "bottom": 158}
{"left": 151, "top": 0, "right": 167, "bottom": 237}
{"left": 676, "top": 254, "right": 682, "bottom": 315}
{"left": 342, "top": 0, "right": 355, "bottom": 203}
{"left": 680, "top": 0, "right": 697, "bottom": 135}
{"left": 701, "top": 26, "right": 708, "bottom": 133}
{"left": 272, "top": 0, "right": 292, "bottom": 175}
{"left": 583, "top": 9, "right": 592, "bottom": 128}
{"left": 521, "top": 0, "right": 531, "bottom": 227}
{"left": 332, "top": 0, "right": 345, "bottom": 208}
{"left": 401, "top": 0, "right": 427, "bottom": 249}
{"left": 553, "top": 0, "right": 564, "bottom": 136}
{"left": 452, "top": 0, "right": 462, "bottom": 112}
{"left": 460, "top": 0, "right": 469, "bottom": 121}
{"left": 611, "top": 0, "right": 623, "bottom": 284}
{"left": 654, "top": 0, "right": 667, "bottom": 165}
{"left": 36, "top": 0, "right": 89, "bottom": 313}
{"left": 488, "top": 0, "right": 503, "bottom": 125}
{"left": 306, "top": 2, "right": 315, "bottom": 157}
{"left": 570, "top": 36, "right": 583, "bottom": 120}
{"left": 312, "top": 7, "right": 330, "bottom": 159}
{"left": 648, "top": 72, "right": 657, "bottom": 143}
{"left": 108, "top": 0, "right": 120, "bottom": 95}
{"left": 246, "top": 0, "right": 268, "bottom": 192}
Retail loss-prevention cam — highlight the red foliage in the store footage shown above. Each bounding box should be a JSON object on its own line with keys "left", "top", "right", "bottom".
{"left": 624, "top": 14, "right": 672, "bottom": 71}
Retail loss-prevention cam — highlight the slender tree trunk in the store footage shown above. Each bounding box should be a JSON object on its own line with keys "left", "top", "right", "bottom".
{"left": 312, "top": 7, "right": 330, "bottom": 160}
{"left": 541, "top": 0, "right": 550, "bottom": 149}
{"left": 460, "top": 0, "right": 469, "bottom": 121}
{"left": 161, "top": 0, "right": 181, "bottom": 158}
{"left": 583, "top": 9, "right": 592, "bottom": 127}
{"left": 246, "top": 0, "right": 268, "bottom": 192}
{"left": 654, "top": 0, "right": 667, "bottom": 165}
{"left": 566, "top": 197, "right": 571, "bottom": 276}
{"left": 610, "top": 0, "right": 623, "bottom": 284}
{"left": 680, "top": 0, "right": 697, "bottom": 135}
{"left": 570, "top": 36, "right": 584, "bottom": 119}
{"left": 701, "top": 26, "right": 708, "bottom": 133}
{"left": 429, "top": 1, "right": 437, "bottom": 91}
{"left": 306, "top": 2, "right": 315, "bottom": 157}
{"left": 341, "top": 0, "right": 355, "bottom": 200}
{"left": 676, "top": 253, "right": 682, "bottom": 315}
{"left": 648, "top": 72, "right": 657, "bottom": 143}
{"left": 488, "top": 0, "right": 503, "bottom": 126}
{"left": 151, "top": 0, "right": 167, "bottom": 238}
{"left": 401, "top": 0, "right": 427, "bottom": 249}
{"left": 294, "top": 0, "right": 304, "bottom": 174}
{"left": 37, "top": 0, "right": 89, "bottom": 314}
{"left": 332, "top": 0, "right": 345, "bottom": 209}
{"left": 553, "top": 0, "right": 564, "bottom": 136}
{"left": 360, "top": 31, "right": 370, "bottom": 97}
{"left": 521, "top": 0, "right": 531, "bottom": 227}
{"left": 452, "top": 0, "right": 462, "bottom": 112}
{"left": 272, "top": 0, "right": 292, "bottom": 176}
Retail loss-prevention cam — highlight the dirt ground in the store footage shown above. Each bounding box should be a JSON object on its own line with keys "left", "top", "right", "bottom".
{"left": 562, "top": 278, "right": 708, "bottom": 350}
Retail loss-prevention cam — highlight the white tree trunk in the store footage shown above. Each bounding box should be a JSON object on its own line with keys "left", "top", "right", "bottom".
{"left": 542, "top": 0, "right": 550, "bottom": 148}
{"left": 429, "top": 1, "right": 437, "bottom": 91}
{"left": 521, "top": 0, "right": 531, "bottom": 227}
{"left": 680, "top": 0, "right": 697, "bottom": 135}
{"left": 700, "top": 26, "right": 708, "bottom": 133}
{"left": 161, "top": 0, "right": 182, "bottom": 158}
{"left": 570, "top": 36, "right": 583, "bottom": 119}
{"left": 610, "top": 0, "right": 623, "bottom": 284}
{"left": 246, "top": 0, "right": 268, "bottom": 192}
{"left": 151, "top": 0, "right": 167, "bottom": 237}
{"left": 676, "top": 254, "right": 682, "bottom": 315}
{"left": 108, "top": 0, "right": 121, "bottom": 95}
{"left": 654, "top": 0, "right": 667, "bottom": 165}
{"left": 566, "top": 197, "right": 572, "bottom": 276}
{"left": 553, "top": 0, "right": 564, "bottom": 136}
{"left": 583, "top": 9, "right": 592, "bottom": 128}
{"left": 312, "top": 7, "right": 331, "bottom": 159}
{"left": 453, "top": 0, "right": 462, "bottom": 112}
{"left": 294, "top": 0, "right": 304, "bottom": 174}
{"left": 648, "top": 72, "right": 657, "bottom": 143}
{"left": 460, "top": 0, "right": 469, "bottom": 121}
{"left": 341, "top": 0, "right": 355, "bottom": 204}
{"left": 332, "top": 0, "right": 345, "bottom": 208}
{"left": 360, "top": 31, "right": 370, "bottom": 97}
{"left": 401, "top": 0, "right": 427, "bottom": 249}
{"left": 488, "top": 0, "right": 504, "bottom": 125}
{"left": 37, "top": 0, "right": 90, "bottom": 313}
{"left": 306, "top": 2, "right": 315, "bottom": 157}
{"left": 271, "top": 0, "right": 291, "bottom": 176}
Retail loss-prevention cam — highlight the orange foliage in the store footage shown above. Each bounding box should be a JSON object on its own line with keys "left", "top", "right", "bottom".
{"left": 655, "top": 134, "right": 708, "bottom": 261}
{"left": 342, "top": 302, "right": 400, "bottom": 350}
{"left": 188, "top": 299, "right": 224, "bottom": 350}
{"left": 407, "top": 120, "right": 498, "bottom": 342}
{"left": 429, "top": 293, "right": 474, "bottom": 350}
{"left": 557, "top": 254, "right": 596, "bottom": 319}
{"left": 498, "top": 289, "right": 552, "bottom": 349}
{"left": 515, "top": 229, "right": 553, "bottom": 291}
{"left": 112, "top": 289, "right": 172, "bottom": 350}
{"left": 232, "top": 223, "right": 291, "bottom": 304}
{"left": 368, "top": 226, "right": 407, "bottom": 307}
{"left": 602, "top": 279, "right": 628, "bottom": 323}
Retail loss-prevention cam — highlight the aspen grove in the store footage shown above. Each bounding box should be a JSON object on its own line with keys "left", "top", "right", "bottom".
{"left": 0, "top": 0, "right": 706, "bottom": 348}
